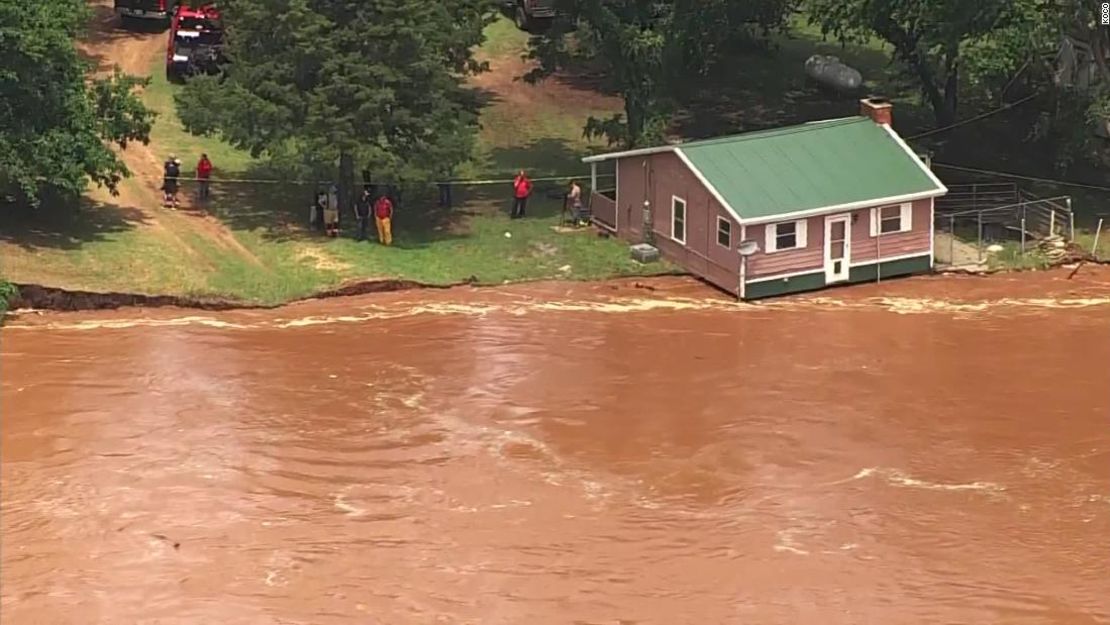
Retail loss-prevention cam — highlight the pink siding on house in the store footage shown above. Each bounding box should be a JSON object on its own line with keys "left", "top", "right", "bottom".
{"left": 849, "top": 199, "right": 932, "bottom": 263}
{"left": 745, "top": 218, "right": 824, "bottom": 279}
{"left": 744, "top": 200, "right": 933, "bottom": 279}
{"left": 611, "top": 154, "right": 935, "bottom": 289}
{"left": 615, "top": 153, "right": 740, "bottom": 292}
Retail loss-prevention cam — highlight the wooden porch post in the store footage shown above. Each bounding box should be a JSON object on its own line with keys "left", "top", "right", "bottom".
{"left": 590, "top": 161, "right": 597, "bottom": 194}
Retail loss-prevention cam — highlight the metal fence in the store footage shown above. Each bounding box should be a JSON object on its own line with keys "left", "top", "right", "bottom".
{"left": 934, "top": 193, "right": 1074, "bottom": 267}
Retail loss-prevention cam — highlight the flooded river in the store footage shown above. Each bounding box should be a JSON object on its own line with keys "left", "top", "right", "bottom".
{"left": 3, "top": 270, "right": 1109, "bottom": 624}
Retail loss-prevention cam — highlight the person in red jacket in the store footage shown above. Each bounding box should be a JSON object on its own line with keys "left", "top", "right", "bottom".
{"left": 511, "top": 169, "right": 532, "bottom": 219}
{"left": 374, "top": 193, "right": 394, "bottom": 246}
{"left": 196, "top": 153, "right": 213, "bottom": 202}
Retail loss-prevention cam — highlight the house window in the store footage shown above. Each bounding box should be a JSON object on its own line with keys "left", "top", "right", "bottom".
{"left": 871, "top": 203, "right": 913, "bottom": 235}
{"left": 765, "top": 219, "right": 807, "bottom": 253}
{"left": 672, "top": 197, "right": 686, "bottom": 244}
{"left": 716, "top": 217, "right": 731, "bottom": 248}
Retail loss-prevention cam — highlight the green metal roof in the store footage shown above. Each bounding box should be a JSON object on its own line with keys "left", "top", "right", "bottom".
{"left": 678, "top": 117, "right": 943, "bottom": 220}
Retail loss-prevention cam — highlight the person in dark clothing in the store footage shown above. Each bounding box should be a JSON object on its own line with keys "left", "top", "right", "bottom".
{"left": 511, "top": 170, "right": 532, "bottom": 219}
{"left": 354, "top": 188, "right": 372, "bottom": 241}
{"left": 311, "top": 189, "right": 327, "bottom": 231}
{"left": 437, "top": 169, "right": 453, "bottom": 208}
{"left": 162, "top": 155, "right": 182, "bottom": 209}
{"left": 390, "top": 181, "right": 403, "bottom": 209}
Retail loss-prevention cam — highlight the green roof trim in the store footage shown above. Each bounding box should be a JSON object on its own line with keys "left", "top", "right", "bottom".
{"left": 676, "top": 117, "right": 943, "bottom": 220}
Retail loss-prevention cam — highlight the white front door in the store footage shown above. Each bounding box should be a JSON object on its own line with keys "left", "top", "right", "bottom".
{"left": 824, "top": 214, "right": 851, "bottom": 283}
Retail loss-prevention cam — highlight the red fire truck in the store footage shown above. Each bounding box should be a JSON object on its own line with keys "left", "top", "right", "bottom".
{"left": 165, "top": 4, "right": 225, "bottom": 81}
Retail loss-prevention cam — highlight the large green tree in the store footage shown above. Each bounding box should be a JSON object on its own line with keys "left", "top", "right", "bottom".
{"left": 527, "top": 0, "right": 796, "bottom": 148}
{"left": 176, "top": 0, "right": 495, "bottom": 208}
{"left": 0, "top": 0, "right": 154, "bottom": 204}
{"left": 1008, "top": 0, "right": 1110, "bottom": 170}
{"left": 805, "top": 0, "right": 1021, "bottom": 127}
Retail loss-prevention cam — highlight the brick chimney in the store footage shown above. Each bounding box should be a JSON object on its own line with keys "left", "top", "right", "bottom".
{"left": 860, "top": 97, "right": 892, "bottom": 126}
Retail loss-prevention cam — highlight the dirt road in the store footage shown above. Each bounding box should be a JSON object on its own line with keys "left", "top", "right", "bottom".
{"left": 79, "top": 0, "right": 262, "bottom": 267}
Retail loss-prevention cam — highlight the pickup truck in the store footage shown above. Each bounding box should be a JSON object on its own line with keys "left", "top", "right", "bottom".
{"left": 114, "top": 0, "right": 178, "bottom": 23}
{"left": 504, "top": 0, "right": 556, "bottom": 31}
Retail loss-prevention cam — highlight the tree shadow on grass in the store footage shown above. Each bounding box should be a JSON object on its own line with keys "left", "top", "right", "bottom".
{"left": 201, "top": 164, "right": 471, "bottom": 250}
{"left": 486, "top": 138, "right": 591, "bottom": 178}
{"left": 544, "top": 59, "right": 623, "bottom": 100}
{"left": 0, "top": 196, "right": 149, "bottom": 251}
{"left": 672, "top": 32, "right": 932, "bottom": 140}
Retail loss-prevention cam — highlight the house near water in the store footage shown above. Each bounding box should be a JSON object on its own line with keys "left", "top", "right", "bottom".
{"left": 584, "top": 98, "right": 949, "bottom": 300}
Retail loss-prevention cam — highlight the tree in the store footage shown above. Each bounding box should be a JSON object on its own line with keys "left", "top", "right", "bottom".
{"left": 176, "top": 0, "right": 495, "bottom": 209}
{"left": 805, "top": 0, "right": 1020, "bottom": 127}
{"left": 938, "top": 0, "right": 1110, "bottom": 170}
{"left": 1023, "top": 0, "right": 1110, "bottom": 170}
{"left": 527, "top": 0, "right": 796, "bottom": 148}
{"left": 0, "top": 0, "right": 155, "bottom": 204}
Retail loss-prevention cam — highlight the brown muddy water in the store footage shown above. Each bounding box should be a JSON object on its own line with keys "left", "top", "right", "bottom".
{"left": 3, "top": 270, "right": 1110, "bottom": 624}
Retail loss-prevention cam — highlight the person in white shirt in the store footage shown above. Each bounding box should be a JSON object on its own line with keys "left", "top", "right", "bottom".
{"left": 568, "top": 180, "right": 587, "bottom": 227}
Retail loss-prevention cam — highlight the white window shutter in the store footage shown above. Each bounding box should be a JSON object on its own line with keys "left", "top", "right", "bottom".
{"left": 869, "top": 208, "right": 878, "bottom": 237}
{"left": 900, "top": 202, "right": 913, "bottom": 232}
{"left": 765, "top": 223, "right": 776, "bottom": 253}
{"left": 796, "top": 219, "right": 808, "bottom": 248}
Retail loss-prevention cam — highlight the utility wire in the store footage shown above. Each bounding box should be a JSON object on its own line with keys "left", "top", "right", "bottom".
{"left": 933, "top": 162, "right": 1110, "bottom": 193}
{"left": 906, "top": 93, "right": 1039, "bottom": 141}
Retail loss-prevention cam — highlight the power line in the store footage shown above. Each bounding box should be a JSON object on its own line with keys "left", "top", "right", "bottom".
{"left": 906, "top": 93, "right": 1039, "bottom": 141}
{"left": 933, "top": 162, "right": 1110, "bottom": 193}
{"left": 127, "top": 172, "right": 614, "bottom": 186}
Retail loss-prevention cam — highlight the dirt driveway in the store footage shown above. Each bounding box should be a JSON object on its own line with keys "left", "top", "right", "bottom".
{"left": 78, "top": 0, "right": 262, "bottom": 267}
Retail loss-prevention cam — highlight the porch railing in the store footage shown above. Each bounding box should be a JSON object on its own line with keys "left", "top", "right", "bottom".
{"left": 590, "top": 189, "right": 616, "bottom": 231}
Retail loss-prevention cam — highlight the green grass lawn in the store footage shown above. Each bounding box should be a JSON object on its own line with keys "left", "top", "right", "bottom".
{"left": 0, "top": 177, "right": 216, "bottom": 296}
{"left": 198, "top": 182, "right": 674, "bottom": 305}
{"left": 144, "top": 57, "right": 256, "bottom": 175}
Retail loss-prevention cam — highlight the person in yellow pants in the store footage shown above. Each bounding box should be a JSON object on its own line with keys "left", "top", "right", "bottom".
{"left": 373, "top": 193, "right": 394, "bottom": 246}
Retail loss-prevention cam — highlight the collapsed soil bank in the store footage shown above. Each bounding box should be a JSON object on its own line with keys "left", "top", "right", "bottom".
{"left": 6, "top": 258, "right": 1106, "bottom": 315}
{"left": 6, "top": 278, "right": 478, "bottom": 313}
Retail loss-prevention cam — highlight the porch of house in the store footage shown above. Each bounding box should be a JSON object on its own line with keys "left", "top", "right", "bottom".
{"left": 587, "top": 161, "right": 618, "bottom": 232}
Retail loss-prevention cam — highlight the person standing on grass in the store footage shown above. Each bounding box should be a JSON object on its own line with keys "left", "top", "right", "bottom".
{"left": 162, "top": 155, "right": 181, "bottom": 209}
{"left": 324, "top": 184, "right": 340, "bottom": 238}
{"left": 568, "top": 179, "right": 587, "bottom": 226}
{"left": 196, "top": 153, "right": 213, "bottom": 202}
{"left": 354, "top": 187, "right": 372, "bottom": 241}
{"left": 511, "top": 169, "right": 532, "bottom": 219}
{"left": 311, "top": 188, "right": 327, "bottom": 231}
{"left": 374, "top": 192, "right": 394, "bottom": 246}
{"left": 437, "top": 167, "right": 453, "bottom": 208}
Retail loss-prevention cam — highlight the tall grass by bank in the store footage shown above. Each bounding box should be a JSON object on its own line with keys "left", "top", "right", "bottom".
{"left": 0, "top": 280, "right": 17, "bottom": 315}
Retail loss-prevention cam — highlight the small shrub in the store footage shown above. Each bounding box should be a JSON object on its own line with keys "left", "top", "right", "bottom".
{"left": 0, "top": 280, "right": 18, "bottom": 315}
